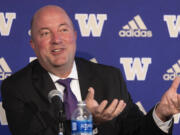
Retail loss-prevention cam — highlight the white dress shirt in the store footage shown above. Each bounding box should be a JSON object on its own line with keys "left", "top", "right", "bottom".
{"left": 153, "top": 105, "right": 172, "bottom": 133}
{"left": 48, "top": 61, "right": 82, "bottom": 102}
{"left": 48, "top": 61, "right": 171, "bottom": 133}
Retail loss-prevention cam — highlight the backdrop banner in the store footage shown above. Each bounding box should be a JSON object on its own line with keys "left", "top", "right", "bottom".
{"left": 0, "top": 0, "right": 180, "bottom": 135}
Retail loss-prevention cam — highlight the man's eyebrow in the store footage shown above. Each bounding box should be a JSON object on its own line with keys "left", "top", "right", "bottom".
{"left": 37, "top": 23, "right": 71, "bottom": 33}
{"left": 59, "top": 23, "right": 70, "bottom": 27}
{"left": 38, "top": 27, "right": 50, "bottom": 32}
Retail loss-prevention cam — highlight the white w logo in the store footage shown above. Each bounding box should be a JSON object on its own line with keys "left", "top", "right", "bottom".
{"left": 75, "top": 14, "right": 107, "bottom": 37}
{"left": 164, "top": 15, "right": 180, "bottom": 38}
{"left": 120, "top": 57, "right": 152, "bottom": 81}
{"left": 0, "top": 12, "right": 16, "bottom": 36}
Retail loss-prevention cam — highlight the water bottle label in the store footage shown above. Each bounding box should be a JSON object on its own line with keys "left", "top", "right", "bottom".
{"left": 71, "top": 120, "right": 92, "bottom": 134}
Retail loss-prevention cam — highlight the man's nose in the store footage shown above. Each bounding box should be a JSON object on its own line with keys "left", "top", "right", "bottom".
{"left": 51, "top": 33, "right": 62, "bottom": 45}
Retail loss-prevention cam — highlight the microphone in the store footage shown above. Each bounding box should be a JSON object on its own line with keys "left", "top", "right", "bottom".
{"left": 48, "top": 90, "right": 65, "bottom": 135}
{"left": 48, "top": 89, "right": 63, "bottom": 111}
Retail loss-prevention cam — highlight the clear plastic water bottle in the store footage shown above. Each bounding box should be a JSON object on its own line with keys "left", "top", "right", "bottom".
{"left": 71, "top": 101, "right": 93, "bottom": 135}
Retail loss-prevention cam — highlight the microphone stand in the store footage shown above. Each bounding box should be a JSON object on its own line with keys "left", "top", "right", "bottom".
{"left": 48, "top": 90, "right": 66, "bottom": 135}
{"left": 58, "top": 110, "right": 64, "bottom": 135}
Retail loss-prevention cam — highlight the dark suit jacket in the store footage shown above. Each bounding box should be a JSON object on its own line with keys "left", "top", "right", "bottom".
{"left": 1, "top": 58, "right": 173, "bottom": 135}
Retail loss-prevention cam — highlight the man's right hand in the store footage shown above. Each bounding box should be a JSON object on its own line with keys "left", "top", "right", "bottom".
{"left": 85, "top": 87, "right": 126, "bottom": 124}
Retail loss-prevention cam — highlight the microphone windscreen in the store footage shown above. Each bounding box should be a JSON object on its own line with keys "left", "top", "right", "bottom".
{"left": 48, "top": 89, "right": 63, "bottom": 110}
{"left": 48, "top": 89, "right": 63, "bottom": 103}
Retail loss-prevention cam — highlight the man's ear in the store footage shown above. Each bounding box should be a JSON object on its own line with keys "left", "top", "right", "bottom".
{"left": 74, "top": 30, "right": 77, "bottom": 41}
{"left": 30, "top": 39, "right": 35, "bottom": 49}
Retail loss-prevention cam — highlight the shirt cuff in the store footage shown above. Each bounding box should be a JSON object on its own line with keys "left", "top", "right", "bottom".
{"left": 152, "top": 106, "right": 172, "bottom": 133}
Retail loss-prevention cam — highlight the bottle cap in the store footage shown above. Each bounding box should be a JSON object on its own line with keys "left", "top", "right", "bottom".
{"left": 77, "top": 101, "right": 86, "bottom": 106}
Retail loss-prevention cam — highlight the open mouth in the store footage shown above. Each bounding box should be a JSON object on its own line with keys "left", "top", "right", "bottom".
{"left": 52, "top": 49, "right": 61, "bottom": 52}
{"left": 51, "top": 48, "right": 65, "bottom": 54}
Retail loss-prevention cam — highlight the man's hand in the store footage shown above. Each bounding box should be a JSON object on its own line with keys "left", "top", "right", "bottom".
{"left": 85, "top": 87, "right": 126, "bottom": 124}
{"left": 156, "top": 77, "right": 180, "bottom": 122}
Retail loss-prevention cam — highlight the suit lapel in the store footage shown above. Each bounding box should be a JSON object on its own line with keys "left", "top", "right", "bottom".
{"left": 31, "top": 59, "right": 94, "bottom": 102}
{"left": 32, "top": 60, "right": 56, "bottom": 103}
{"left": 76, "top": 58, "right": 93, "bottom": 100}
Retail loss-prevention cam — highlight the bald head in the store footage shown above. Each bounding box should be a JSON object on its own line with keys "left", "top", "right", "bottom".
{"left": 30, "top": 5, "right": 74, "bottom": 39}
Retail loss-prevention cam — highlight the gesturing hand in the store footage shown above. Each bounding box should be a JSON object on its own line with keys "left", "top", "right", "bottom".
{"left": 156, "top": 77, "right": 180, "bottom": 121}
{"left": 85, "top": 87, "right": 126, "bottom": 124}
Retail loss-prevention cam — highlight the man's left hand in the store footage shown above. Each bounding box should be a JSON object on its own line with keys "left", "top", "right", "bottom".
{"left": 156, "top": 77, "right": 180, "bottom": 122}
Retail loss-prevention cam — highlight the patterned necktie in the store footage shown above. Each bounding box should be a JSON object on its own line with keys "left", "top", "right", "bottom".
{"left": 57, "top": 78, "right": 78, "bottom": 120}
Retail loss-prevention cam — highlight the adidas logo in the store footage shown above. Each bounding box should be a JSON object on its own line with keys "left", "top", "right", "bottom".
{"left": 119, "top": 15, "right": 152, "bottom": 38}
{"left": 0, "top": 57, "right": 12, "bottom": 81}
{"left": 163, "top": 59, "right": 180, "bottom": 81}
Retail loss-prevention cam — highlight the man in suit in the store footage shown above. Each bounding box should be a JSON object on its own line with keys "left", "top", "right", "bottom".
{"left": 1, "top": 4, "right": 180, "bottom": 135}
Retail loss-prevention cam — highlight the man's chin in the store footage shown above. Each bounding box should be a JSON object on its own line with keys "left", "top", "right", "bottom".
{"left": 53, "top": 62, "right": 66, "bottom": 67}
{"left": 51, "top": 58, "right": 66, "bottom": 65}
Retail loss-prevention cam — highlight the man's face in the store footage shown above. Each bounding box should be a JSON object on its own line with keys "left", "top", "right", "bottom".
{"left": 30, "top": 6, "right": 77, "bottom": 73}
